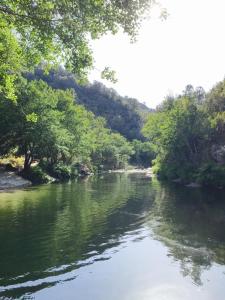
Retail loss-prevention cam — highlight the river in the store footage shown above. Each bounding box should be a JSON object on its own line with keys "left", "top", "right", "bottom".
{"left": 0, "top": 173, "right": 225, "bottom": 299}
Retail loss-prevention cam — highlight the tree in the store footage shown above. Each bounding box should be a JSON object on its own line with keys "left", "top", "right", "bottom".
{"left": 143, "top": 97, "right": 210, "bottom": 179}
{"left": 205, "top": 80, "right": 225, "bottom": 113}
{"left": 15, "top": 79, "right": 74, "bottom": 170}
{"left": 203, "top": 79, "right": 225, "bottom": 161}
{"left": 91, "top": 131, "right": 133, "bottom": 169}
{"left": 130, "top": 140, "right": 155, "bottom": 167}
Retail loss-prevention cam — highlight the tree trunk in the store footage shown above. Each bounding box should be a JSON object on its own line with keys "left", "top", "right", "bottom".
{"left": 24, "top": 151, "right": 32, "bottom": 172}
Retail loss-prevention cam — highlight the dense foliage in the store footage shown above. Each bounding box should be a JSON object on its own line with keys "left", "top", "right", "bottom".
{"left": 143, "top": 83, "right": 225, "bottom": 187}
{"left": 130, "top": 140, "right": 155, "bottom": 167}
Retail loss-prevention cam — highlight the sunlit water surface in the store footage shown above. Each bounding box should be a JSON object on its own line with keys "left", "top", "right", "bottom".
{"left": 0, "top": 173, "right": 225, "bottom": 300}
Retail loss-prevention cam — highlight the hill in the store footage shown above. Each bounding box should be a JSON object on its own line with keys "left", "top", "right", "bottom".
{"left": 26, "top": 68, "right": 152, "bottom": 140}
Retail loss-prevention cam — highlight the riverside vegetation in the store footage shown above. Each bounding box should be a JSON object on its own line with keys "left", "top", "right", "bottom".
{"left": 0, "top": 0, "right": 154, "bottom": 184}
{"left": 0, "top": 1, "right": 225, "bottom": 188}
{"left": 143, "top": 84, "right": 225, "bottom": 188}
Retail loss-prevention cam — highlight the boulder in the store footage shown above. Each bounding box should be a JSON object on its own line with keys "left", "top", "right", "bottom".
{"left": 211, "top": 144, "right": 225, "bottom": 164}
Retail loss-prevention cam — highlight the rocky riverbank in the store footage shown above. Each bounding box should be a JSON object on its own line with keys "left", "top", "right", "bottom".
{"left": 0, "top": 171, "right": 31, "bottom": 190}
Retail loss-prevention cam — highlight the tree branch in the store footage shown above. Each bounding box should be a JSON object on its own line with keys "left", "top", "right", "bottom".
{"left": 0, "top": 5, "right": 61, "bottom": 23}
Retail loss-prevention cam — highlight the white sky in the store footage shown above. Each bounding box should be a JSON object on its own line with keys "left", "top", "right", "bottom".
{"left": 89, "top": 0, "right": 225, "bottom": 108}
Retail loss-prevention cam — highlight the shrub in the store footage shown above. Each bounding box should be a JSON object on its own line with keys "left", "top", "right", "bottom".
{"left": 22, "top": 166, "right": 50, "bottom": 184}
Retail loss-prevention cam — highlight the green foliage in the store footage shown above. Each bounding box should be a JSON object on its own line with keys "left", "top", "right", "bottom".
{"left": 205, "top": 81, "right": 225, "bottom": 113}
{"left": 205, "top": 82, "right": 225, "bottom": 144}
{"left": 23, "top": 166, "right": 50, "bottom": 184}
{"left": 0, "top": 76, "right": 135, "bottom": 177}
{"left": 91, "top": 132, "right": 134, "bottom": 170}
{"left": 50, "top": 163, "right": 72, "bottom": 180}
{"left": 101, "top": 67, "right": 118, "bottom": 83}
{"left": 144, "top": 98, "right": 208, "bottom": 177}
{"left": 0, "top": 18, "right": 23, "bottom": 101}
{"left": 130, "top": 140, "right": 155, "bottom": 167}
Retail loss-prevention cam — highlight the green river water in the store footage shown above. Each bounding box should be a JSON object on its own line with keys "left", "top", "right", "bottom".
{"left": 0, "top": 173, "right": 225, "bottom": 300}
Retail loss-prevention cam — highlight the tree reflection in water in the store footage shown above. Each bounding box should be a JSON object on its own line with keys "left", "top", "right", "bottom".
{"left": 147, "top": 178, "right": 225, "bottom": 285}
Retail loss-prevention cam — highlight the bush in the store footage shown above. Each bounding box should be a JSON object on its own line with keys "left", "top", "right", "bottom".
{"left": 22, "top": 166, "right": 51, "bottom": 184}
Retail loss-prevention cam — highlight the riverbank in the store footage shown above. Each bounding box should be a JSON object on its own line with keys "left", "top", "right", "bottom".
{"left": 0, "top": 167, "right": 153, "bottom": 191}
{"left": 0, "top": 171, "right": 31, "bottom": 191}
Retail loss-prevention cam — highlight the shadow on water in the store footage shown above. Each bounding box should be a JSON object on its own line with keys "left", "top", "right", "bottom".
{"left": 0, "top": 173, "right": 225, "bottom": 298}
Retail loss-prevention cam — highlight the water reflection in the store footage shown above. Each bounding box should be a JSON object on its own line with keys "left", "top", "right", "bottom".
{"left": 0, "top": 174, "right": 153, "bottom": 298}
{"left": 147, "top": 179, "right": 225, "bottom": 285}
{"left": 0, "top": 174, "right": 225, "bottom": 299}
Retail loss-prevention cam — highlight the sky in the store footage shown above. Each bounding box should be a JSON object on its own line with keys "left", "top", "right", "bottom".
{"left": 89, "top": 0, "right": 225, "bottom": 108}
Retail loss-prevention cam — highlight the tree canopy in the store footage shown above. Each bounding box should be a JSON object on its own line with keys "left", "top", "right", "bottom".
{"left": 0, "top": 0, "right": 153, "bottom": 94}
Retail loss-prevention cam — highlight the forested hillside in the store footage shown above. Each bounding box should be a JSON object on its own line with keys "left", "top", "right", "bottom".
{"left": 27, "top": 68, "right": 152, "bottom": 140}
